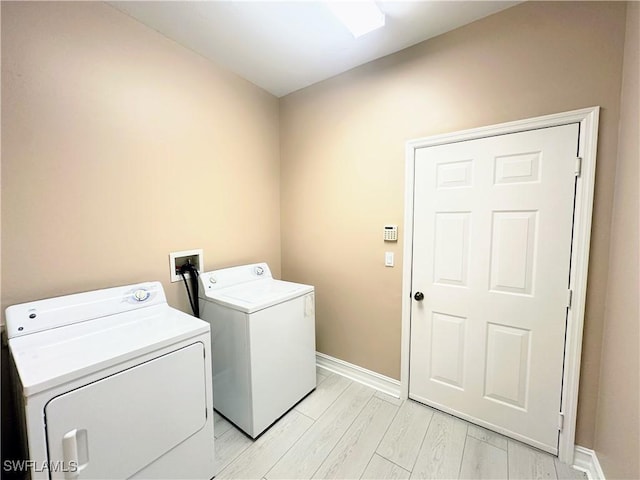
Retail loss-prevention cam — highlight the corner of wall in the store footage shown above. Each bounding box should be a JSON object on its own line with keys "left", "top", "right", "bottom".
{"left": 592, "top": 2, "right": 640, "bottom": 478}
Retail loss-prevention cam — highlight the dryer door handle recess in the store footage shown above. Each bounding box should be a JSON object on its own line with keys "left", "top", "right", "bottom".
{"left": 62, "top": 429, "right": 89, "bottom": 479}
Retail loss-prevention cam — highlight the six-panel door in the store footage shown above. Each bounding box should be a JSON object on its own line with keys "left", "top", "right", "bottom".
{"left": 409, "top": 124, "right": 579, "bottom": 453}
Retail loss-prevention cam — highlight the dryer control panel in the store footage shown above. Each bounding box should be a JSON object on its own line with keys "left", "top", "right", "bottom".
{"left": 5, "top": 282, "right": 166, "bottom": 339}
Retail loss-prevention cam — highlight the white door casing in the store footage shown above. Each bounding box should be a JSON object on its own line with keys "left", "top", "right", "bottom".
{"left": 401, "top": 107, "right": 599, "bottom": 464}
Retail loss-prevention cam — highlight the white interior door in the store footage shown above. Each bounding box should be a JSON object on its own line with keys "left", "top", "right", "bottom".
{"left": 409, "top": 124, "right": 579, "bottom": 454}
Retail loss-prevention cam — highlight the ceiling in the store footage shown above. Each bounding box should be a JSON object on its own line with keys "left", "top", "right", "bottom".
{"left": 110, "top": 1, "right": 521, "bottom": 97}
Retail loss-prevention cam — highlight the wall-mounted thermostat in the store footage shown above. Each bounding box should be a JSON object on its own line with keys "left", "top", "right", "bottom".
{"left": 383, "top": 225, "right": 398, "bottom": 242}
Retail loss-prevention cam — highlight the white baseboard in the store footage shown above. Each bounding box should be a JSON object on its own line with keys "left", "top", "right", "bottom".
{"left": 316, "top": 352, "right": 401, "bottom": 398}
{"left": 573, "top": 446, "right": 605, "bottom": 480}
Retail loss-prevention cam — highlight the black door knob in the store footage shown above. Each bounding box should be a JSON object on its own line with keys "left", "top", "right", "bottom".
{"left": 414, "top": 291, "right": 424, "bottom": 301}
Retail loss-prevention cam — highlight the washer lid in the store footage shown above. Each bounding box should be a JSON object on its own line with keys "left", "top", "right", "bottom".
{"left": 202, "top": 278, "right": 313, "bottom": 313}
{"left": 8, "top": 304, "right": 209, "bottom": 396}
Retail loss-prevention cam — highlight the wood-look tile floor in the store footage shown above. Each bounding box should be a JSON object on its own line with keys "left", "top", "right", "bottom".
{"left": 213, "top": 368, "right": 588, "bottom": 480}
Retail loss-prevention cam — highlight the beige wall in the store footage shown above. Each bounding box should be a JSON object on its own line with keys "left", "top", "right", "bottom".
{"left": 1, "top": 2, "right": 281, "bottom": 316}
{"left": 280, "top": 1, "right": 627, "bottom": 449}
{"left": 2, "top": 0, "right": 634, "bottom": 461}
{"left": 594, "top": 3, "right": 639, "bottom": 478}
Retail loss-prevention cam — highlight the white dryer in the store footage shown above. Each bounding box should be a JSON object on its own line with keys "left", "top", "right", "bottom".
{"left": 198, "top": 263, "right": 316, "bottom": 438}
{"left": 6, "top": 282, "right": 215, "bottom": 480}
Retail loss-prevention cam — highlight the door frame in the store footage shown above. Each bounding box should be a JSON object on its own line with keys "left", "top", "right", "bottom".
{"left": 400, "top": 107, "right": 599, "bottom": 464}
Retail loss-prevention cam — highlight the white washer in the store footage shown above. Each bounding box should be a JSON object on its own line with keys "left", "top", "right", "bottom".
{"left": 198, "top": 263, "right": 316, "bottom": 438}
{"left": 6, "top": 282, "right": 215, "bottom": 480}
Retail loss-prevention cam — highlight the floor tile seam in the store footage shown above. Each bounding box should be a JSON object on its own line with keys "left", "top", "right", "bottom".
{"left": 457, "top": 427, "right": 469, "bottom": 480}
{"left": 364, "top": 396, "right": 402, "bottom": 467}
{"left": 506, "top": 437, "right": 510, "bottom": 479}
{"left": 553, "top": 458, "right": 584, "bottom": 480}
{"left": 359, "top": 454, "right": 377, "bottom": 480}
{"left": 467, "top": 430, "right": 509, "bottom": 452}
{"left": 303, "top": 377, "right": 353, "bottom": 420}
{"left": 257, "top": 412, "right": 316, "bottom": 480}
{"left": 373, "top": 453, "right": 412, "bottom": 476}
{"left": 296, "top": 408, "right": 317, "bottom": 422}
{"left": 262, "top": 436, "right": 310, "bottom": 479}
{"left": 375, "top": 393, "right": 404, "bottom": 406}
{"left": 553, "top": 455, "right": 561, "bottom": 480}
{"left": 308, "top": 391, "right": 377, "bottom": 480}
{"left": 407, "top": 405, "right": 436, "bottom": 476}
{"left": 216, "top": 429, "right": 253, "bottom": 475}
{"left": 316, "top": 371, "right": 332, "bottom": 386}
{"left": 370, "top": 398, "right": 403, "bottom": 466}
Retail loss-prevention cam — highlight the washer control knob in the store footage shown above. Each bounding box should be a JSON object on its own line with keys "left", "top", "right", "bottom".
{"left": 133, "top": 289, "right": 150, "bottom": 302}
{"left": 255, "top": 266, "right": 264, "bottom": 276}
{"left": 209, "top": 276, "right": 217, "bottom": 284}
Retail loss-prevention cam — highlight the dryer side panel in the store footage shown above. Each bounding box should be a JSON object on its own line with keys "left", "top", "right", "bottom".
{"left": 44, "top": 343, "right": 207, "bottom": 479}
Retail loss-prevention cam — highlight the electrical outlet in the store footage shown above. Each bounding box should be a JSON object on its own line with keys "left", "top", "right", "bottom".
{"left": 169, "top": 249, "right": 203, "bottom": 283}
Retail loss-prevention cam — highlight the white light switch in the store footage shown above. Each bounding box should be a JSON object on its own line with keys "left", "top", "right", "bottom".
{"left": 385, "top": 252, "right": 394, "bottom": 267}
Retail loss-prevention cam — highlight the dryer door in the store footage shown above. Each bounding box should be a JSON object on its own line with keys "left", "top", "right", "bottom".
{"left": 45, "top": 343, "right": 207, "bottom": 479}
